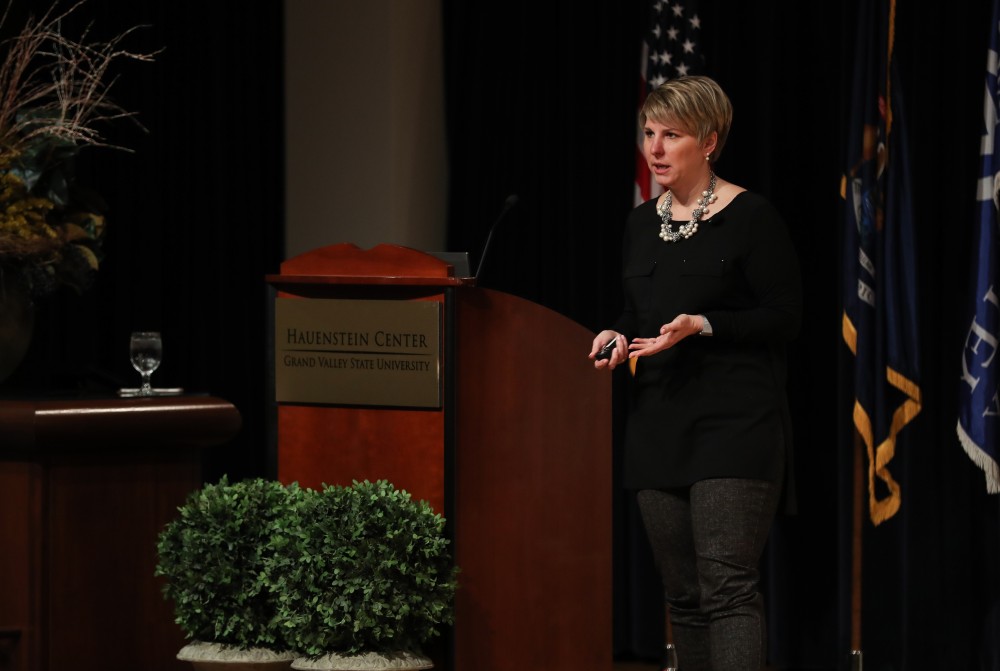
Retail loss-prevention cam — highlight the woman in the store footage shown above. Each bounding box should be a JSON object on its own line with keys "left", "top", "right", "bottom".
{"left": 591, "top": 76, "right": 802, "bottom": 671}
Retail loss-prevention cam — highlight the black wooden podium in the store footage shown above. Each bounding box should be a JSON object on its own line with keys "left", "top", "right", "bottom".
{"left": 267, "top": 243, "right": 612, "bottom": 671}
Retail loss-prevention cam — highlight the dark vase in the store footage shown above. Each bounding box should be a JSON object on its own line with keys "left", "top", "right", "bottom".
{"left": 0, "top": 272, "right": 35, "bottom": 383}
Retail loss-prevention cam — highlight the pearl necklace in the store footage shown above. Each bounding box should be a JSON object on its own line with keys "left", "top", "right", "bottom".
{"left": 657, "top": 173, "right": 718, "bottom": 242}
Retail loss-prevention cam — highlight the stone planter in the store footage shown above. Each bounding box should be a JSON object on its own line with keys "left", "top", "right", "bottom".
{"left": 178, "top": 641, "right": 296, "bottom": 671}
{"left": 291, "top": 651, "right": 433, "bottom": 670}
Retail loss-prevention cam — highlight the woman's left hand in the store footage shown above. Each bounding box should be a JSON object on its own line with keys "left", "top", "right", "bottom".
{"left": 628, "top": 314, "right": 703, "bottom": 358}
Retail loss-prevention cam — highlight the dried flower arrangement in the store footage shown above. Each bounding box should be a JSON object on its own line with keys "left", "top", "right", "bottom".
{"left": 0, "top": 1, "right": 155, "bottom": 298}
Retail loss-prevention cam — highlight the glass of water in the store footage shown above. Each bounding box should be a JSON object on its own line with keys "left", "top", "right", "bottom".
{"left": 129, "top": 331, "right": 162, "bottom": 396}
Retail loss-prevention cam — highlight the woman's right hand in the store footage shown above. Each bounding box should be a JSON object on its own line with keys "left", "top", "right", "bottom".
{"left": 589, "top": 330, "right": 624, "bottom": 370}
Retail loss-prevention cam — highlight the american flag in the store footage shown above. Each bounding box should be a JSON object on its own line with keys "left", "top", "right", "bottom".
{"left": 635, "top": 0, "right": 706, "bottom": 205}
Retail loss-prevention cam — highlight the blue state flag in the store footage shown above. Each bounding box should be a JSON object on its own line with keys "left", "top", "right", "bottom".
{"left": 957, "top": 0, "right": 1000, "bottom": 495}
{"left": 841, "top": 0, "right": 922, "bottom": 525}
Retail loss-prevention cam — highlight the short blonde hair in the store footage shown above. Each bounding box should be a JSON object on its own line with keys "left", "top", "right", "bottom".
{"left": 639, "top": 76, "right": 733, "bottom": 163}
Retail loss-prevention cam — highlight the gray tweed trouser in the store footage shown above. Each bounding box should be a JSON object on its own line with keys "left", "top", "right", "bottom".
{"left": 636, "top": 478, "right": 780, "bottom": 671}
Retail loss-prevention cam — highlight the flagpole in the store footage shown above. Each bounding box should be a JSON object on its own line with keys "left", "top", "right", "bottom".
{"left": 663, "top": 610, "right": 677, "bottom": 670}
{"left": 851, "top": 431, "right": 864, "bottom": 670}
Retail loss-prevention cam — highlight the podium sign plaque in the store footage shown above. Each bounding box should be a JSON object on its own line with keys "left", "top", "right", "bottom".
{"left": 274, "top": 297, "right": 441, "bottom": 407}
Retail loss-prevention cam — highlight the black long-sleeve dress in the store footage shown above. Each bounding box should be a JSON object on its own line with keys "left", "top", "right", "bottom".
{"left": 613, "top": 191, "right": 803, "bottom": 493}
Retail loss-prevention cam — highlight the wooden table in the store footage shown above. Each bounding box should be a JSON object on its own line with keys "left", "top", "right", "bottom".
{"left": 0, "top": 394, "right": 241, "bottom": 671}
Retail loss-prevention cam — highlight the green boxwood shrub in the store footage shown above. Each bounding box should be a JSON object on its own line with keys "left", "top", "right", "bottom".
{"left": 156, "top": 477, "right": 458, "bottom": 658}
{"left": 154, "top": 476, "right": 310, "bottom": 651}
{"left": 274, "top": 480, "right": 459, "bottom": 657}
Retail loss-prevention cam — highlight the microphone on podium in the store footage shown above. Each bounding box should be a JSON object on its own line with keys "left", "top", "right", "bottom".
{"left": 475, "top": 194, "right": 520, "bottom": 280}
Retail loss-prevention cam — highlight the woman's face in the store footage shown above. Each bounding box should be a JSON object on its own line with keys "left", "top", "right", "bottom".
{"left": 642, "top": 117, "right": 713, "bottom": 192}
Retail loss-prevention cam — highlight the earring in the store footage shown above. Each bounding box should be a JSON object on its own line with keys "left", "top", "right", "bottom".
{"left": 705, "top": 154, "right": 711, "bottom": 161}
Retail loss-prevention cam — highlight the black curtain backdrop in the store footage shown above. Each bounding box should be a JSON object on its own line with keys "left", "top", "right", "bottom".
{"left": 1, "top": 0, "right": 285, "bottom": 483}
{"left": 443, "top": 1, "right": 999, "bottom": 671}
